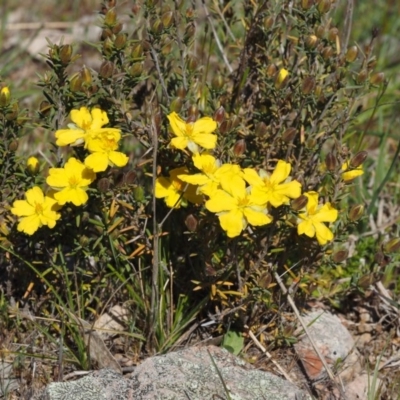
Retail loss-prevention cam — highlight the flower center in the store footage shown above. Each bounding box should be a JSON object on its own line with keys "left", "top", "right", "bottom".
{"left": 68, "top": 176, "right": 80, "bottom": 188}
{"left": 185, "top": 123, "right": 194, "bottom": 138}
{"left": 237, "top": 196, "right": 250, "bottom": 207}
{"left": 35, "top": 202, "right": 44, "bottom": 214}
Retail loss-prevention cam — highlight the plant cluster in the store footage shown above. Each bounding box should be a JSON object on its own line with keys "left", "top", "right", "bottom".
{"left": 0, "top": 0, "right": 397, "bottom": 380}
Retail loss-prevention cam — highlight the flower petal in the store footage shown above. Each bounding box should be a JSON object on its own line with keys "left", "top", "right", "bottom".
{"left": 155, "top": 177, "right": 172, "bottom": 198}
{"left": 167, "top": 112, "right": 186, "bottom": 137}
{"left": 11, "top": 200, "right": 35, "bottom": 217}
{"left": 243, "top": 207, "right": 272, "bottom": 227}
{"left": 71, "top": 107, "right": 92, "bottom": 129}
{"left": 270, "top": 160, "right": 291, "bottom": 185}
{"left": 219, "top": 209, "right": 245, "bottom": 238}
{"left": 17, "top": 214, "right": 41, "bottom": 235}
{"left": 85, "top": 152, "right": 109, "bottom": 172}
{"left": 192, "top": 117, "right": 217, "bottom": 136}
{"left": 242, "top": 168, "right": 264, "bottom": 187}
{"left": 170, "top": 136, "right": 189, "bottom": 150}
{"left": 297, "top": 219, "right": 315, "bottom": 238}
{"left": 205, "top": 190, "right": 237, "bottom": 213}
{"left": 314, "top": 222, "right": 334, "bottom": 245}
{"left": 109, "top": 151, "right": 129, "bottom": 168}
{"left": 312, "top": 203, "right": 338, "bottom": 223}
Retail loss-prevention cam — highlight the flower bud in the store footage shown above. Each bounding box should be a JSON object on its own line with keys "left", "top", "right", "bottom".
{"left": 301, "top": 0, "right": 314, "bottom": 9}
{"left": 103, "top": 37, "right": 114, "bottom": 57}
{"left": 350, "top": 151, "right": 367, "bottom": 168}
{"left": 266, "top": 64, "right": 277, "bottom": 77}
{"left": 282, "top": 127, "right": 297, "bottom": 142}
{"left": 255, "top": 121, "right": 267, "bottom": 136}
{"left": 317, "top": 0, "right": 331, "bottom": 13}
{"left": 131, "top": 43, "right": 143, "bottom": 59}
{"left": 161, "top": 38, "right": 173, "bottom": 55}
{"left": 367, "top": 58, "right": 377, "bottom": 70}
{"left": 162, "top": 11, "right": 174, "bottom": 28}
{"left": 5, "top": 102, "right": 19, "bottom": 120}
{"left": 332, "top": 249, "right": 348, "bottom": 263}
{"left": 184, "top": 22, "right": 195, "bottom": 43}
{"left": 321, "top": 46, "right": 334, "bottom": 60}
{"left": 99, "top": 60, "right": 114, "bottom": 79}
{"left": 176, "top": 86, "right": 186, "bottom": 99}
{"left": 170, "top": 97, "right": 183, "bottom": 113}
{"left": 112, "top": 22, "right": 123, "bottom": 34}
{"left": 80, "top": 66, "right": 92, "bottom": 85}
{"left": 233, "top": 139, "right": 246, "bottom": 156}
{"left": 291, "top": 195, "right": 308, "bottom": 211}
{"left": 98, "top": 177, "right": 110, "bottom": 192}
{"left": 301, "top": 76, "right": 315, "bottom": 94}
{"left": 275, "top": 68, "right": 289, "bottom": 89}
{"left": 370, "top": 72, "right": 385, "bottom": 85}
{"left": 129, "top": 63, "right": 143, "bottom": 77}
{"left": 315, "top": 25, "right": 325, "bottom": 38}
{"left": 348, "top": 204, "right": 364, "bottom": 221}
{"left": 59, "top": 44, "right": 73, "bottom": 65}
{"left": 219, "top": 120, "right": 229, "bottom": 134}
{"left": 79, "top": 235, "right": 89, "bottom": 247}
{"left": 356, "top": 69, "right": 368, "bottom": 84}
{"left": 27, "top": 156, "right": 40, "bottom": 175}
{"left": 213, "top": 106, "right": 225, "bottom": 124}
{"left": 39, "top": 101, "right": 52, "bottom": 116}
{"left": 185, "top": 214, "right": 198, "bottom": 232}
{"left": 187, "top": 105, "right": 199, "bottom": 121}
{"left": 263, "top": 16, "right": 274, "bottom": 30}
{"left": 230, "top": 115, "right": 240, "bottom": 129}
{"left": 345, "top": 46, "right": 358, "bottom": 62}
{"left": 8, "top": 140, "right": 19, "bottom": 152}
{"left": 328, "top": 27, "right": 339, "bottom": 42}
{"left": 383, "top": 238, "right": 400, "bottom": 254}
{"left": 325, "top": 152, "right": 337, "bottom": 171}
{"left": 211, "top": 75, "right": 224, "bottom": 90}
{"left": 305, "top": 35, "right": 318, "bottom": 49}
{"left": 104, "top": 9, "right": 117, "bottom": 26}
{"left": 133, "top": 186, "right": 145, "bottom": 202}
{"left": 114, "top": 33, "right": 127, "bottom": 49}
{"left": 101, "top": 28, "right": 113, "bottom": 40}
{"left": 0, "top": 86, "right": 10, "bottom": 107}
{"left": 69, "top": 73, "right": 83, "bottom": 92}
{"left": 186, "top": 55, "right": 198, "bottom": 72}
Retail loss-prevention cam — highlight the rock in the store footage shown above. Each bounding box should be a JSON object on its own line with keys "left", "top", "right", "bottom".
{"left": 294, "top": 311, "right": 361, "bottom": 382}
{"left": 35, "top": 346, "right": 311, "bottom": 400}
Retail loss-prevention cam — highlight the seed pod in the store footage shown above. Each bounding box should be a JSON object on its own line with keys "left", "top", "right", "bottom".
{"left": 325, "top": 152, "right": 337, "bottom": 171}
{"left": 301, "top": 76, "right": 315, "bottom": 94}
{"left": 186, "top": 55, "right": 198, "bottom": 72}
{"left": 133, "top": 186, "right": 145, "bottom": 202}
{"left": 348, "top": 204, "right": 364, "bottom": 221}
{"left": 69, "top": 73, "right": 83, "bottom": 92}
{"left": 301, "top": 0, "right": 314, "bottom": 10}
{"left": 184, "top": 22, "right": 195, "bottom": 42}
{"left": 59, "top": 44, "right": 73, "bottom": 65}
{"left": 170, "top": 97, "right": 183, "bottom": 113}
{"left": 80, "top": 66, "right": 92, "bottom": 85}
{"left": 291, "top": 195, "right": 308, "bottom": 211}
{"left": 219, "top": 120, "right": 229, "bottom": 134}
{"left": 367, "top": 58, "right": 377, "bottom": 70}
{"left": 233, "top": 139, "right": 246, "bottom": 156}
{"left": 176, "top": 86, "right": 186, "bottom": 99}
{"left": 263, "top": 16, "right": 274, "bottom": 29}
{"left": 305, "top": 35, "right": 318, "bottom": 49}
{"left": 79, "top": 235, "right": 89, "bottom": 247}
{"left": 101, "top": 28, "right": 113, "bottom": 40}
{"left": 350, "top": 151, "right": 367, "bottom": 168}
{"left": 0, "top": 87, "right": 10, "bottom": 107}
{"left": 230, "top": 115, "right": 240, "bottom": 129}
{"left": 315, "top": 25, "right": 325, "bottom": 38}
{"left": 103, "top": 37, "right": 114, "bottom": 57}
{"left": 151, "top": 19, "right": 163, "bottom": 35}
{"left": 161, "top": 39, "right": 173, "bottom": 55}
{"left": 282, "top": 127, "right": 297, "bottom": 142}
{"left": 213, "top": 106, "right": 225, "bottom": 124}
{"left": 5, "top": 102, "right": 19, "bottom": 120}
{"left": 384, "top": 238, "right": 400, "bottom": 253}
{"left": 370, "top": 72, "right": 385, "bottom": 85}
{"left": 187, "top": 105, "right": 199, "bottom": 121}
{"left": 99, "top": 60, "right": 114, "bottom": 79}
{"left": 332, "top": 249, "right": 348, "bottom": 263}
{"left": 39, "top": 101, "right": 52, "bottom": 116}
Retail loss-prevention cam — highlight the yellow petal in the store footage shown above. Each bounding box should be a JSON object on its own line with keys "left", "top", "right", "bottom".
{"left": 11, "top": 200, "right": 35, "bottom": 217}
{"left": 191, "top": 133, "right": 217, "bottom": 150}
{"left": 167, "top": 112, "right": 186, "bottom": 137}
{"left": 314, "top": 222, "right": 334, "bottom": 245}
{"left": 71, "top": 107, "right": 92, "bottom": 129}
{"left": 109, "top": 151, "right": 129, "bottom": 168}
{"left": 55, "top": 188, "right": 89, "bottom": 206}
{"left": 312, "top": 202, "right": 338, "bottom": 223}
{"left": 17, "top": 214, "right": 41, "bottom": 235}
{"left": 270, "top": 160, "right": 291, "bottom": 185}
{"left": 178, "top": 173, "right": 209, "bottom": 186}
{"left": 55, "top": 129, "right": 85, "bottom": 146}
{"left": 205, "top": 190, "right": 237, "bottom": 213}
{"left": 90, "top": 108, "right": 109, "bottom": 129}
{"left": 219, "top": 209, "right": 245, "bottom": 238}
{"left": 164, "top": 190, "right": 182, "bottom": 208}
{"left": 170, "top": 136, "right": 189, "bottom": 150}
{"left": 155, "top": 177, "right": 172, "bottom": 198}
{"left": 85, "top": 153, "right": 109, "bottom": 172}
{"left": 192, "top": 117, "right": 217, "bottom": 136}
{"left": 297, "top": 220, "right": 315, "bottom": 238}
{"left": 304, "top": 191, "right": 319, "bottom": 213}
{"left": 242, "top": 168, "right": 264, "bottom": 187}
{"left": 243, "top": 207, "right": 272, "bottom": 227}
{"left": 342, "top": 168, "right": 363, "bottom": 182}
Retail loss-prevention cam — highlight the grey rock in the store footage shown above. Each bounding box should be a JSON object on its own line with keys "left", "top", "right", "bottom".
{"left": 36, "top": 346, "right": 311, "bottom": 400}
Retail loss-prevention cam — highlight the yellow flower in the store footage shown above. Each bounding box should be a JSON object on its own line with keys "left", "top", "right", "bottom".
{"left": 84, "top": 131, "right": 129, "bottom": 172}
{"left": 55, "top": 107, "right": 120, "bottom": 147}
{"left": 178, "top": 153, "right": 243, "bottom": 197}
{"left": 167, "top": 112, "right": 217, "bottom": 153}
{"left": 11, "top": 186, "right": 61, "bottom": 235}
{"left": 46, "top": 157, "right": 96, "bottom": 206}
{"left": 0, "top": 86, "right": 11, "bottom": 107}
{"left": 297, "top": 191, "right": 338, "bottom": 245}
{"left": 155, "top": 167, "right": 203, "bottom": 208}
{"left": 275, "top": 68, "right": 289, "bottom": 89}
{"left": 242, "top": 160, "right": 302, "bottom": 207}
{"left": 341, "top": 161, "right": 364, "bottom": 182}
{"left": 205, "top": 178, "right": 272, "bottom": 238}
{"left": 27, "top": 156, "right": 40, "bottom": 174}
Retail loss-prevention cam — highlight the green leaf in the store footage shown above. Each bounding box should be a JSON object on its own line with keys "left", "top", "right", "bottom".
{"left": 222, "top": 330, "right": 244, "bottom": 356}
